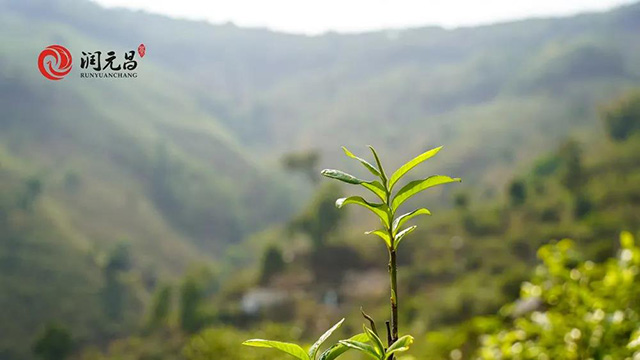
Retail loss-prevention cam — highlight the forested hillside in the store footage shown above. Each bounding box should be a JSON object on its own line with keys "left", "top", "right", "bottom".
{"left": 2, "top": 0, "right": 640, "bottom": 358}
{"left": 76, "top": 86, "right": 640, "bottom": 360}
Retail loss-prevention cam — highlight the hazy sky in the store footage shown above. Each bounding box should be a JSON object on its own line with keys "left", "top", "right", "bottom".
{"left": 92, "top": 0, "right": 636, "bottom": 35}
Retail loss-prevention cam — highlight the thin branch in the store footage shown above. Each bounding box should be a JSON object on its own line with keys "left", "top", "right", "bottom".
{"left": 361, "top": 307, "right": 379, "bottom": 337}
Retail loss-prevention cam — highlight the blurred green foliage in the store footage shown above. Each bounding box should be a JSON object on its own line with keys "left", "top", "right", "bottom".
{"left": 180, "top": 268, "right": 217, "bottom": 334}
{"left": 508, "top": 180, "right": 527, "bottom": 207}
{"left": 290, "top": 183, "right": 345, "bottom": 249}
{"left": 475, "top": 232, "right": 640, "bottom": 359}
{"left": 146, "top": 284, "right": 173, "bottom": 330}
{"left": 32, "top": 323, "right": 73, "bottom": 360}
{"left": 187, "top": 327, "right": 282, "bottom": 360}
{"left": 282, "top": 151, "right": 321, "bottom": 184}
{"left": 259, "top": 245, "right": 286, "bottom": 285}
{"left": 102, "top": 242, "right": 133, "bottom": 321}
{"left": 602, "top": 91, "right": 640, "bottom": 141}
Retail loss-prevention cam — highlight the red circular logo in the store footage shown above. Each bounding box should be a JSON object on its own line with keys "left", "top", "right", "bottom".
{"left": 38, "top": 45, "right": 73, "bottom": 80}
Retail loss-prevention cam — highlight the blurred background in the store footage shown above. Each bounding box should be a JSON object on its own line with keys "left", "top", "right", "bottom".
{"left": 2, "top": 0, "right": 640, "bottom": 359}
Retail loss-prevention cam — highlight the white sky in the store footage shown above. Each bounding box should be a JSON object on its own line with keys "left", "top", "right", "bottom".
{"left": 92, "top": 0, "right": 636, "bottom": 35}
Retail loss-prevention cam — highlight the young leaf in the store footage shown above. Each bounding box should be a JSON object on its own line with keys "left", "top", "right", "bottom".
{"left": 388, "top": 146, "right": 443, "bottom": 190}
{"left": 391, "top": 175, "right": 461, "bottom": 211}
{"left": 243, "top": 339, "right": 310, "bottom": 360}
{"left": 321, "top": 169, "right": 364, "bottom": 185}
{"left": 365, "top": 229, "right": 392, "bottom": 248}
{"left": 361, "top": 180, "right": 387, "bottom": 202}
{"left": 364, "top": 325, "right": 385, "bottom": 357}
{"left": 384, "top": 335, "right": 414, "bottom": 359}
{"left": 368, "top": 146, "right": 388, "bottom": 185}
{"left": 338, "top": 340, "right": 381, "bottom": 360}
{"left": 393, "top": 226, "right": 417, "bottom": 248}
{"left": 336, "top": 196, "right": 390, "bottom": 229}
{"left": 343, "top": 147, "right": 380, "bottom": 177}
{"left": 392, "top": 208, "right": 430, "bottom": 235}
{"left": 319, "top": 333, "right": 369, "bottom": 360}
{"left": 322, "top": 169, "right": 386, "bottom": 202}
{"left": 308, "top": 318, "right": 345, "bottom": 360}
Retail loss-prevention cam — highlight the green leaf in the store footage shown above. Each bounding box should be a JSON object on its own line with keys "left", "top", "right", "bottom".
{"left": 338, "top": 340, "right": 381, "bottom": 360}
{"left": 393, "top": 226, "right": 417, "bottom": 248}
{"left": 321, "top": 169, "right": 364, "bottom": 185}
{"left": 343, "top": 147, "right": 380, "bottom": 177}
{"left": 364, "top": 325, "right": 385, "bottom": 356}
{"left": 391, "top": 175, "right": 461, "bottom": 211}
{"left": 392, "top": 208, "right": 430, "bottom": 235}
{"left": 388, "top": 146, "right": 442, "bottom": 191}
{"left": 361, "top": 180, "right": 387, "bottom": 202}
{"left": 308, "top": 318, "right": 345, "bottom": 360}
{"left": 384, "top": 335, "right": 414, "bottom": 359}
{"left": 243, "top": 339, "right": 310, "bottom": 360}
{"left": 365, "top": 229, "right": 392, "bottom": 248}
{"left": 336, "top": 196, "right": 390, "bottom": 229}
{"left": 368, "top": 146, "right": 387, "bottom": 185}
{"left": 318, "top": 333, "right": 369, "bottom": 360}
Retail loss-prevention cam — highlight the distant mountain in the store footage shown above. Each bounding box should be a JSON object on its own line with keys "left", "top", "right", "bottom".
{"left": 1, "top": 0, "right": 640, "bottom": 358}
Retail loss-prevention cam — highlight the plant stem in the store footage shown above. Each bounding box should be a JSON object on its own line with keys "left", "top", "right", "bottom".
{"left": 384, "top": 183, "right": 398, "bottom": 353}
{"left": 385, "top": 320, "right": 392, "bottom": 347}
{"left": 389, "top": 248, "right": 398, "bottom": 344}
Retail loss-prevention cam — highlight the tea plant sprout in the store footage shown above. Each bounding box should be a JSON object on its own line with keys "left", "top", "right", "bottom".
{"left": 243, "top": 318, "right": 368, "bottom": 360}
{"left": 321, "top": 145, "right": 460, "bottom": 355}
{"left": 243, "top": 146, "right": 459, "bottom": 360}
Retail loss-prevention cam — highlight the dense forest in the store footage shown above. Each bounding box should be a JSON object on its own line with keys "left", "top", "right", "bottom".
{"left": 1, "top": 0, "right": 640, "bottom": 358}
